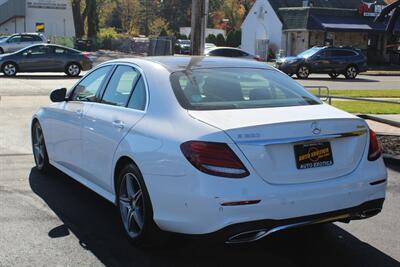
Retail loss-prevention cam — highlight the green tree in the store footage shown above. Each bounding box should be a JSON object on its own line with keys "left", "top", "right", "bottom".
{"left": 160, "top": 0, "right": 192, "bottom": 32}
{"left": 149, "top": 17, "right": 172, "bottom": 37}
{"left": 216, "top": 33, "right": 226, "bottom": 46}
{"left": 206, "top": 34, "right": 217, "bottom": 44}
{"left": 139, "top": 0, "right": 159, "bottom": 36}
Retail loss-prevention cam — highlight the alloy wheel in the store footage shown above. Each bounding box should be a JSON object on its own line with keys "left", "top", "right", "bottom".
{"left": 119, "top": 173, "right": 145, "bottom": 238}
{"left": 3, "top": 63, "right": 16, "bottom": 76}
{"left": 346, "top": 66, "right": 358, "bottom": 79}
{"left": 67, "top": 64, "right": 80, "bottom": 76}
{"left": 33, "top": 125, "right": 45, "bottom": 169}
{"left": 297, "top": 66, "right": 310, "bottom": 79}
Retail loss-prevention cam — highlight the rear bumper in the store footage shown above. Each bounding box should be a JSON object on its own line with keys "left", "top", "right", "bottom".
{"left": 190, "top": 198, "right": 384, "bottom": 243}
{"left": 81, "top": 60, "right": 93, "bottom": 71}
{"left": 147, "top": 155, "right": 387, "bottom": 236}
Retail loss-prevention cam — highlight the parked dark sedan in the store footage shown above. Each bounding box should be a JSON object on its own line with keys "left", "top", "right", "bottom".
{"left": 275, "top": 46, "right": 368, "bottom": 79}
{"left": 0, "top": 44, "right": 93, "bottom": 77}
{"left": 175, "top": 39, "right": 191, "bottom": 54}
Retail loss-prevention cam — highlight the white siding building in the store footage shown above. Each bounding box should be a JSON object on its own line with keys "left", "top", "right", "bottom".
{"left": 241, "top": 0, "right": 283, "bottom": 60}
{"left": 0, "top": 0, "right": 75, "bottom": 37}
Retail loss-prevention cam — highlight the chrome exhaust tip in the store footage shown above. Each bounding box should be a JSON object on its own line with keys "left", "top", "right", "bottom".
{"left": 358, "top": 208, "right": 381, "bottom": 219}
{"left": 226, "top": 229, "right": 269, "bottom": 244}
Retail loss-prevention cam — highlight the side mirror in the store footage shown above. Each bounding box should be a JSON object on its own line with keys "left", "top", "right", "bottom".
{"left": 50, "top": 88, "right": 67, "bottom": 102}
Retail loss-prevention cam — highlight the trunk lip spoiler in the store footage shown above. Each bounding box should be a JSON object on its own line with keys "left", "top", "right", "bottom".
{"left": 236, "top": 129, "right": 368, "bottom": 146}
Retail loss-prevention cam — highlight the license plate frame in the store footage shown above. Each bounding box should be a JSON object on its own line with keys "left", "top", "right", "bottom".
{"left": 294, "top": 142, "right": 334, "bottom": 170}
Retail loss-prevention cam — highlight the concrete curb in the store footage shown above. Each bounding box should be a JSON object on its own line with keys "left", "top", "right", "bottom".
{"left": 383, "top": 155, "right": 400, "bottom": 165}
{"left": 358, "top": 114, "right": 400, "bottom": 128}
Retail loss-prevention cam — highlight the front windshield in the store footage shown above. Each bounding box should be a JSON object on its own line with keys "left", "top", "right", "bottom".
{"left": 170, "top": 68, "right": 321, "bottom": 110}
{"left": 297, "top": 47, "right": 323, "bottom": 58}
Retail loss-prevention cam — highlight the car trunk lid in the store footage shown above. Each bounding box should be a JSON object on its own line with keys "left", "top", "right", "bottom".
{"left": 188, "top": 104, "right": 369, "bottom": 184}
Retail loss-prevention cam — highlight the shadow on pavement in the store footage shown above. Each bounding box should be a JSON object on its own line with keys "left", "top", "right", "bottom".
{"left": 0, "top": 74, "right": 82, "bottom": 80}
{"left": 29, "top": 168, "right": 400, "bottom": 267}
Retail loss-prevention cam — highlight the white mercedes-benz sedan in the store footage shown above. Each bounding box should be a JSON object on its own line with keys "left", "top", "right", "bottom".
{"left": 31, "top": 56, "right": 387, "bottom": 246}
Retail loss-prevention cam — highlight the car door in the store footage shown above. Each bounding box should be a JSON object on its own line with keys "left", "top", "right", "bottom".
{"left": 81, "top": 64, "right": 147, "bottom": 192}
{"left": 331, "top": 49, "right": 356, "bottom": 73}
{"left": 47, "top": 65, "right": 113, "bottom": 176}
{"left": 309, "top": 50, "right": 332, "bottom": 73}
{"left": 21, "top": 35, "right": 36, "bottom": 48}
{"left": 4, "top": 35, "right": 23, "bottom": 53}
{"left": 18, "top": 45, "right": 53, "bottom": 71}
{"left": 51, "top": 46, "right": 69, "bottom": 71}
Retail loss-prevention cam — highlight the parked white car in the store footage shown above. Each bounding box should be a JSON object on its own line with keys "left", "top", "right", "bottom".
{"left": 32, "top": 56, "right": 387, "bottom": 246}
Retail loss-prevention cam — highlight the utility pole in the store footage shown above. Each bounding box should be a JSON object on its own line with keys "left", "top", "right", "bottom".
{"left": 191, "top": 0, "right": 209, "bottom": 55}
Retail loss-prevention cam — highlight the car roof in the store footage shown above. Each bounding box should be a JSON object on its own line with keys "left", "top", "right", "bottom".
{"left": 11, "top": 32, "right": 43, "bottom": 36}
{"left": 20, "top": 43, "right": 80, "bottom": 52}
{"left": 105, "top": 56, "right": 272, "bottom": 72}
{"left": 207, "top": 47, "right": 244, "bottom": 51}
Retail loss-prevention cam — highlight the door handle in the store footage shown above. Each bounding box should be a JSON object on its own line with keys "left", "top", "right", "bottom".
{"left": 112, "top": 120, "right": 125, "bottom": 129}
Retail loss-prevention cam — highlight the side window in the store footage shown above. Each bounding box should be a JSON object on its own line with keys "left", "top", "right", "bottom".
{"left": 22, "top": 35, "right": 35, "bottom": 42}
{"left": 28, "top": 46, "right": 50, "bottom": 55}
{"left": 33, "top": 35, "right": 43, "bottom": 41}
{"left": 8, "top": 36, "right": 21, "bottom": 43}
{"left": 128, "top": 77, "right": 147, "bottom": 111}
{"left": 101, "top": 65, "right": 140, "bottom": 106}
{"left": 72, "top": 66, "right": 112, "bottom": 102}
{"left": 54, "top": 48, "right": 66, "bottom": 54}
{"left": 229, "top": 50, "right": 242, "bottom": 57}
{"left": 209, "top": 49, "right": 224, "bottom": 56}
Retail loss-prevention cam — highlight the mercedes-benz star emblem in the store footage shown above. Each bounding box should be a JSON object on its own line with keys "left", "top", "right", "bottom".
{"left": 311, "top": 121, "right": 322, "bottom": 135}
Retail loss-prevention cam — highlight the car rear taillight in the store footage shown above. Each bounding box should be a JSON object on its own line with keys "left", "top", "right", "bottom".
{"left": 368, "top": 129, "right": 382, "bottom": 161}
{"left": 83, "top": 52, "right": 90, "bottom": 60}
{"left": 254, "top": 56, "right": 262, "bottom": 62}
{"left": 180, "top": 141, "right": 249, "bottom": 178}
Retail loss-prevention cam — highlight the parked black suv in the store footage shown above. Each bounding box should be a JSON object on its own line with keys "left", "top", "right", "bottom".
{"left": 275, "top": 46, "right": 367, "bottom": 79}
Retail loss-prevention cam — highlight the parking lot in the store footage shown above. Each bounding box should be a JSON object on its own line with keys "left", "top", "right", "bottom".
{"left": 0, "top": 73, "right": 400, "bottom": 267}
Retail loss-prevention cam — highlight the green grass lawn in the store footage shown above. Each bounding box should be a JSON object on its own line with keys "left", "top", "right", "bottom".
{"left": 308, "top": 89, "right": 400, "bottom": 98}
{"left": 331, "top": 101, "right": 400, "bottom": 114}
{"left": 306, "top": 89, "right": 400, "bottom": 114}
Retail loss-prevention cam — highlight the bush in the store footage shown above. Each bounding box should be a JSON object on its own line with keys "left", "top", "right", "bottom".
{"left": 226, "top": 30, "right": 241, "bottom": 47}
{"left": 206, "top": 34, "right": 217, "bottom": 44}
{"left": 175, "top": 33, "right": 188, "bottom": 40}
{"left": 216, "top": 34, "right": 226, "bottom": 46}
{"left": 98, "top": 27, "right": 120, "bottom": 40}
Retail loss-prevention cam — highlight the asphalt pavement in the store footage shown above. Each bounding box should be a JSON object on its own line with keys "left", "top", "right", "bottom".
{"left": 0, "top": 72, "right": 400, "bottom": 267}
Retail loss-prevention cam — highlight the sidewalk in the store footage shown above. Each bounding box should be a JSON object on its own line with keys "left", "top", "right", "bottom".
{"left": 360, "top": 114, "right": 400, "bottom": 129}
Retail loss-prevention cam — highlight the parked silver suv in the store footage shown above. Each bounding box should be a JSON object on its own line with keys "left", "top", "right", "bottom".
{"left": 0, "top": 33, "right": 46, "bottom": 54}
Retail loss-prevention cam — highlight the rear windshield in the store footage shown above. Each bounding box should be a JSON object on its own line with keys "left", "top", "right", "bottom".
{"left": 170, "top": 68, "right": 321, "bottom": 110}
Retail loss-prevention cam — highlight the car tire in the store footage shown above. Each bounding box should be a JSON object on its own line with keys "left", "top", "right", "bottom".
{"left": 345, "top": 65, "right": 358, "bottom": 79}
{"left": 65, "top": 63, "right": 81, "bottom": 77}
{"left": 2, "top": 62, "right": 18, "bottom": 77}
{"left": 32, "top": 121, "right": 52, "bottom": 173}
{"left": 296, "top": 65, "right": 310, "bottom": 79}
{"left": 116, "top": 163, "right": 167, "bottom": 247}
{"left": 329, "top": 73, "right": 339, "bottom": 79}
